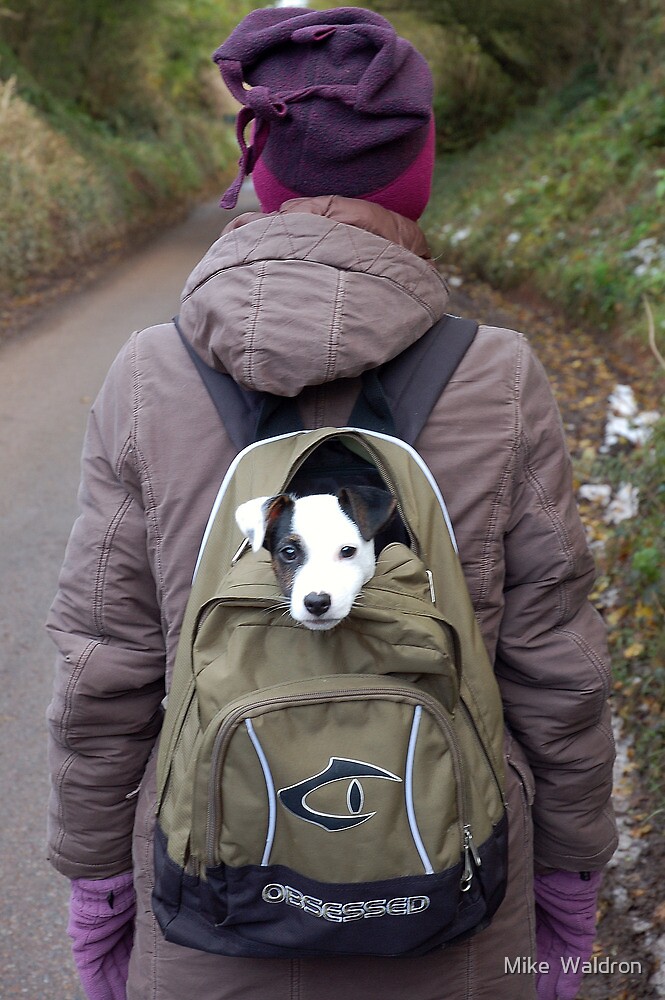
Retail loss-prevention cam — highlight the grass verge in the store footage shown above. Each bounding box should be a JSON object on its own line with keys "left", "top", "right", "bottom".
{"left": 423, "top": 71, "right": 665, "bottom": 371}
{"left": 0, "top": 74, "right": 235, "bottom": 309}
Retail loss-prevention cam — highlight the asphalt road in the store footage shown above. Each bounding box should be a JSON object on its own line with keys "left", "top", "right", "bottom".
{"left": 0, "top": 189, "right": 257, "bottom": 999}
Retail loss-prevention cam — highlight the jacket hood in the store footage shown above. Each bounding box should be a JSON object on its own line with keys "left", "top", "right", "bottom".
{"left": 178, "top": 196, "right": 449, "bottom": 397}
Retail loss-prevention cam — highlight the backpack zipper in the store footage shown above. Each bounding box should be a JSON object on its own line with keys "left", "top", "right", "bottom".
{"left": 462, "top": 824, "right": 482, "bottom": 891}
{"left": 203, "top": 682, "right": 472, "bottom": 881}
{"left": 281, "top": 433, "right": 419, "bottom": 555}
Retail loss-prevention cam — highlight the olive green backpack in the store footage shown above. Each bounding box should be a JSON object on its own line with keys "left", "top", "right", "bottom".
{"left": 152, "top": 318, "right": 507, "bottom": 958}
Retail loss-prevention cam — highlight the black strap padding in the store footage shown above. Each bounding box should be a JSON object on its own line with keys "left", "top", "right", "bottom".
{"left": 174, "top": 318, "right": 265, "bottom": 451}
{"left": 379, "top": 313, "right": 478, "bottom": 444}
{"left": 347, "top": 369, "right": 397, "bottom": 438}
{"left": 174, "top": 313, "right": 477, "bottom": 451}
{"left": 254, "top": 393, "right": 304, "bottom": 441}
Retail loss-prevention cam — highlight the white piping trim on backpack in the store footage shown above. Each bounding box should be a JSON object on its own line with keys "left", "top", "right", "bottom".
{"left": 193, "top": 431, "right": 299, "bottom": 581}
{"left": 245, "top": 718, "right": 277, "bottom": 867}
{"left": 405, "top": 705, "right": 435, "bottom": 875}
{"left": 193, "top": 428, "right": 458, "bottom": 582}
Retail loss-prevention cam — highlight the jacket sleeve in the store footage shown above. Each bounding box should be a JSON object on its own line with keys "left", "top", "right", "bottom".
{"left": 46, "top": 338, "right": 165, "bottom": 880}
{"left": 495, "top": 341, "right": 617, "bottom": 872}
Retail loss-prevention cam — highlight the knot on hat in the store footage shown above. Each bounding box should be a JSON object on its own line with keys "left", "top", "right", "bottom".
{"left": 218, "top": 74, "right": 292, "bottom": 209}
{"left": 238, "top": 80, "right": 290, "bottom": 122}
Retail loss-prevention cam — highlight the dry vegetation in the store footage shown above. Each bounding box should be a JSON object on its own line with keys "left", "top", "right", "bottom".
{"left": 0, "top": 76, "right": 125, "bottom": 292}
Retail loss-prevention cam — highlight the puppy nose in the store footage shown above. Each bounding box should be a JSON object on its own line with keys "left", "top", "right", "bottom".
{"left": 303, "top": 592, "right": 332, "bottom": 617}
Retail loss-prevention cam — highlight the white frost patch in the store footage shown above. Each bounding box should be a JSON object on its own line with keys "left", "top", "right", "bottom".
{"left": 608, "top": 719, "right": 644, "bottom": 872}
{"left": 450, "top": 227, "right": 472, "bottom": 245}
{"left": 602, "top": 384, "right": 660, "bottom": 451}
{"left": 578, "top": 484, "right": 612, "bottom": 504}
{"left": 604, "top": 483, "right": 640, "bottom": 524}
{"left": 577, "top": 481, "right": 639, "bottom": 524}
{"left": 578, "top": 381, "right": 661, "bottom": 525}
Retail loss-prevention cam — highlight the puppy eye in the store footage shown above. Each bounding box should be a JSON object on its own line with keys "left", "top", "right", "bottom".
{"left": 340, "top": 546, "right": 357, "bottom": 559}
{"left": 279, "top": 545, "right": 299, "bottom": 563}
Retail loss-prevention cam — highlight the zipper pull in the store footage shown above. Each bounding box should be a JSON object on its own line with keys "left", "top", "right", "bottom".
{"left": 465, "top": 824, "right": 482, "bottom": 867}
{"left": 461, "top": 824, "right": 482, "bottom": 892}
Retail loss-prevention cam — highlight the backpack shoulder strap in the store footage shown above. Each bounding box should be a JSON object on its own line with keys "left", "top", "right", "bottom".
{"left": 174, "top": 313, "right": 478, "bottom": 450}
{"left": 351, "top": 313, "right": 478, "bottom": 445}
{"left": 174, "top": 317, "right": 270, "bottom": 451}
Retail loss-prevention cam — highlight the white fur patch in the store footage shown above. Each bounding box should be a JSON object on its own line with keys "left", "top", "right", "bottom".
{"left": 235, "top": 496, "right": 271, "bottom": 552}
{"left": 288, "top": 495, "right": 376, "bottom": 630}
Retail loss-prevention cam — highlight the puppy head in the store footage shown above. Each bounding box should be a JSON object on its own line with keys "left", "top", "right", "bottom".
{"left": 235, "top": 487, "right": 396, "bottom": 630}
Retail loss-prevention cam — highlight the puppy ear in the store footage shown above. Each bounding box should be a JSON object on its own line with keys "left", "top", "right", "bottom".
{"left": 235, "top": 495, "right": 294, "bottom": 552}
{"left": 235, "top": 497, "right": 271, "bottom": 551}
{"left": 337, "top": 486, "right": 397, "bottom": 541}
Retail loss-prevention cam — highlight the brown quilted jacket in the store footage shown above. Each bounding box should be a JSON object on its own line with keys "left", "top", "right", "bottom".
{"left": 47, "top": 195, "right": 616, "bottom": 884}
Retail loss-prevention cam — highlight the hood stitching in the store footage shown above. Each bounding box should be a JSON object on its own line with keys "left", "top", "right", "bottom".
{"left": 187, "top": 216, "right": 441, "bottom": 297}
{"left": 325, "top": 269, "right": 347, "bottom": 383}
{"left": 362, "top": 240, "right": 440, "bottom": 297}
{"left": 409, "top": 267, "right": 447, "bottom": 310}
{"left": 230, "top": 213, "right": 299, "bottom": 266}
{"left": 267, "top": 214, "right": 299, "bottom": 262}
{"left": 331, "top": 221, "right": 365, "bottom": 270}
{"left": 365, "top": 239, "right": 391, "bottom": 275}
{"left": 239, "top": 213, "right": 284, "bottom": 263}
{"left": 187, "top": 259, "right": 442, "bottom": 327}
{"left": 299, "top": 220, "right": 349, "bottom": 263}
{"left": 244, "top": 259, "right": 269, "bottom": 388}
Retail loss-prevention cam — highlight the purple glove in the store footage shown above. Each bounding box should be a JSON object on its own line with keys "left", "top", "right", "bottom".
{"left": 534, "top": 869, "right": 602, "bottom": 1000}
{"left": 67, "top": 871, "right": 136, "bottom": 1000}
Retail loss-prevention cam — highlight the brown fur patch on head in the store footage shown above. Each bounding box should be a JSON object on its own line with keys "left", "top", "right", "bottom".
{"left": 262, "top": 495, "right": 305, "bottom": 598}
{"left": 262, "top": 494, "right": 295, "bottom": 552}
{"left": 270, "top": 533, "right": 304, "bottom": 598}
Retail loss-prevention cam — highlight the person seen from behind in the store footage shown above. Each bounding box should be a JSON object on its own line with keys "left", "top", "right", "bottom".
{"left": 47, "top": 7, "right": 617, "bottom": 999}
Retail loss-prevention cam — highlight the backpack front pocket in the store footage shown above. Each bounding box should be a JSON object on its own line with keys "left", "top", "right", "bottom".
{"left": 193, "top": 673, "right": 466, "bottom": 883}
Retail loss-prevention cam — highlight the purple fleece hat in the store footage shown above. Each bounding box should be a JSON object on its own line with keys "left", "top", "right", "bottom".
{"left": 213, "top": 6, "right": 435, "bottom": 218}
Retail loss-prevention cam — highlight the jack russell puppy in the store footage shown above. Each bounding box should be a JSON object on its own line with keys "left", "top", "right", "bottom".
{"left": 235, "top": 486, "right": 396, "bottom": 631}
